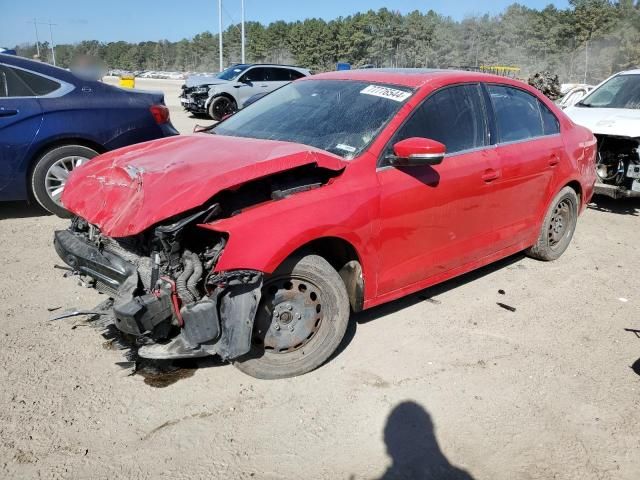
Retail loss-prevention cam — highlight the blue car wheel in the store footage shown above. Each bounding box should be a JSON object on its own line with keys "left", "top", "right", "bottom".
{"left": 30, "top": 144, "right": 99, "bottom": 217}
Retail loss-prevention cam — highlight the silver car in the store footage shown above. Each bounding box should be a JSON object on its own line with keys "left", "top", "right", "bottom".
{"left": 180, "top": 64, "right": 310, "bottom": 120}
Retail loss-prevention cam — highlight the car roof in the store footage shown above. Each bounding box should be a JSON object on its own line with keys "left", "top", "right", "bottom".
{"left": 0, "top": 53, "right": 77, "bottom": 83}
{"left": 618, "top": 69, "right": 640, "bottom": 75}
{"left": 310, "top": 68, "right": 528, "bottom": 89}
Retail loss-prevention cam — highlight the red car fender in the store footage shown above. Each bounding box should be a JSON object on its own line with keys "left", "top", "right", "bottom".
{"left": 198, "top": 164, "right": 381, "bottom": 300}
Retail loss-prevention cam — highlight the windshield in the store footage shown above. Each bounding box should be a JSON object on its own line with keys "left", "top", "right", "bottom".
{"left": 214, "top": 79, "right": 413, "bottom": 159}
{"left": 217, "top": 64, "right": 250, "bottom": 81}
{"left": 579, "top": 74, "right": 640, "bottom": 109}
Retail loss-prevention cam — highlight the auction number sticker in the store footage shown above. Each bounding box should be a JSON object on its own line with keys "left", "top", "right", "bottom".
{"left": 360, "top": 85, "right": 411, "bottom": 102}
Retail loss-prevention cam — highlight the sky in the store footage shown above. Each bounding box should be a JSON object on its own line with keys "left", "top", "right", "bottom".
{"left": 2, "top": 0, "right": 570, "bottom": 47}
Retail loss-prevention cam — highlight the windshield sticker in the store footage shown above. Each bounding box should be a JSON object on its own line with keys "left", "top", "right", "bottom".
{"left": 360, "top": 85, "right": 411, "bottom": 102}
{"left": 336, "top": 143, "right": 357, "bottom": 153}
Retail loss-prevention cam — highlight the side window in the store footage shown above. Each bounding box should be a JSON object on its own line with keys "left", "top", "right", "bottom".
{"left": 268, "top": 68, "right": 291, "bottom": 82}
{"left": 241, "top": 67, "right": 268, "bottom": 83}
{"left": 539, "top": 101, "right": 560, "bottom": 135}
{"left": 288, "top": 69, "right": 306, "bottom": 80}
{"left": 0, "top": 65, "right": 34, "bottom": 97}
{"left": 14, "top": 68, "right": 60, "bottom": 95}
{"left": 488, "top": 85, "right": 544, "bottom": 142}
{"left": 386, "top": 84, "right": 488, "bottom": 157}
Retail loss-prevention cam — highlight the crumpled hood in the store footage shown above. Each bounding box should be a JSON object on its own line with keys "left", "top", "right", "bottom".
{"left": 62, "top": 134, "right": 346, "bottom": 237}
{"left": 564, "top": 106, "right": 640, "bottom": 138}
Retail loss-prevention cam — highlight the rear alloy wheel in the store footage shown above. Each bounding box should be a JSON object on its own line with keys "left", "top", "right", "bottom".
{"left": 526, "top": 186, "right": 579, "bottom": 261}
{"left": 31, "top": 145, "right": 99, "bottom": 217}
{"left": 207, "top": 96, "right": 237, "bottom": 121}
{"left": 234, "top": 254, "right": 350, "bottom": 379}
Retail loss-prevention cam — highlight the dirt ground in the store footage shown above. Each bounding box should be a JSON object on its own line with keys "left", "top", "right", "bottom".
{"left": 1, "top": 78, "right": 639, "bottom": 480}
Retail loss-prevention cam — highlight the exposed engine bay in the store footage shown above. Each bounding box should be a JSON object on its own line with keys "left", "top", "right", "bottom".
{"left": 53, "top": 163, "right": 340, "bottom": 361}
{"left": 594, "top": 134, "right": 640, "bottom": 198}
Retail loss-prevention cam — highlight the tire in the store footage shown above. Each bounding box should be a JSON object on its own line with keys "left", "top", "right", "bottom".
{"left": 207, "top": 95, "right": 237, "bottom": 121}
{"left": 234, "top": 254, "right": 350, "bottom": 379}
{"left": 526, "top": 186, "right": 579, "bottom": 261}
{"left": 31, "top": 145, "right": 99, "bottom": 218}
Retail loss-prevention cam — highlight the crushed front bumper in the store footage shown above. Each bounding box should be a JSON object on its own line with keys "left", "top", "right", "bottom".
{"left": 54, "top": 229, "right": 264, "bottom": 361}
{"left": 180, "top": 90, "right": 208, "bottom": 114}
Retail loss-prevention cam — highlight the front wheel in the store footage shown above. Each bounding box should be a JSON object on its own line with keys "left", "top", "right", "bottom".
{"left": 526, "top": 186, "right": 579, "bottom": 261}
{"left": 207, "top": 96, "right": 237, "bottom": 121}
{"left": 31, "top": 145, "right": 99, "bottom": 217}
{"left": 233, "top": 254, "right": 350, "bottom": 379}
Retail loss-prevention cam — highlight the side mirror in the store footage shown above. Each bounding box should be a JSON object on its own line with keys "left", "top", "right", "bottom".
{"left": 193, "top": 123, "right": 217, "bottom": 133}
{"left": 390, "top": 137, "right": 446, "bottom": 167}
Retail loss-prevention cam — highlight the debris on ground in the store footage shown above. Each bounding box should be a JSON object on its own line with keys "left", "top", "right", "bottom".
{"left": 497, "top": 302, "right": 517, "bottom": 312}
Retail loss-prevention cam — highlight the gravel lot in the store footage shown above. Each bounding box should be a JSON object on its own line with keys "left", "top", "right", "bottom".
{"left": 1, "top": 78, "right": 639, "bottom": 479}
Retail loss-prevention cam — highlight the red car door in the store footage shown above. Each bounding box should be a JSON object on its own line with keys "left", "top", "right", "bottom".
{"left": 484, "top": 84, "right": 564, "bottom": 249}
{"left": 375, "top": 84, "right": 501, "bottom": 296}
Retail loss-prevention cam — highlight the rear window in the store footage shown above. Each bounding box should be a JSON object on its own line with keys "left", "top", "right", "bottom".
{"left": 539, "top": 101, "right": 560, "bottom": 135}
{"left": 488, "top": 85, "right": 544, "bottom": 142}
{"left": 14, "top": 68, "right": 60, "bottom": 95}
{"left": 0, "top": 65, "right": 60, "bottom": 97}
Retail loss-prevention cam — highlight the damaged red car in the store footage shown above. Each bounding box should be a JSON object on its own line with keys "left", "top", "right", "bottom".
{"left": 54, "top": 70, "right": 597, "bottom": 379}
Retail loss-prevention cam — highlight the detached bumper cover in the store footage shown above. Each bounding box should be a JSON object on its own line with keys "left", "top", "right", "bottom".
{"left": 54, "top": 230, "right": 135, "bottom": 293}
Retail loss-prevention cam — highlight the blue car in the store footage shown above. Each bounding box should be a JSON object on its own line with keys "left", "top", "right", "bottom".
{"left": 0, "top": 54, "right": 178, "bottom": 216}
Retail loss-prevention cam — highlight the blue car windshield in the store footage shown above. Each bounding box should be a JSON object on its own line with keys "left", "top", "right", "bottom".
{"left": 217, "top": 64, "right": 250, "bottom": 81}
{"left": 214, "top": 79, "right": 413, "bottom": 159}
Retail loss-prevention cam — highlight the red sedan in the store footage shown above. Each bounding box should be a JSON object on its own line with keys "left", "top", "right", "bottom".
{"left": 54, "top": 69, "right": 597, "bottom": 379}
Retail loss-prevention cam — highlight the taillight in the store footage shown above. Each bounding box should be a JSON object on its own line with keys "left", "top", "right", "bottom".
{"left": 150, "top": 105, "right": 170, "bottom": 124}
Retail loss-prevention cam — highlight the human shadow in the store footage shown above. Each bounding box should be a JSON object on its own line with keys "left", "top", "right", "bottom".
{"left": 588, "top": 195, "right": 640, "bottom": 216}
{"left": 378, "top": 401, "right": 475, "bottom": 480}
{"left": 0, "top": 201, "right": 50, "bottom": 220}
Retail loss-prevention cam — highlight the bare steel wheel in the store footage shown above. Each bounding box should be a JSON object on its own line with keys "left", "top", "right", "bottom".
{"left": 234, "top": 254, "right": 350, "bottom": 379}
{"left": 526, "top": 186, "right": 579, "bottom": 261}
{"left": 548, "top": 199, "right": 572, "bottom": 247}
{"left": 31, "top": 145, "right": 98, "bottom": 217}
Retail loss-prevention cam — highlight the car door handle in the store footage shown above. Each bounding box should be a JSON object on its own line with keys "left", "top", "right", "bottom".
{"left": 482, "top": 169, "right": 500, "bottom": 182}
{"left": 0, "top": 109, "right": 18, "bottom": 117}
{"left": 548, "top": 155, "right": 560, "bottom": 167}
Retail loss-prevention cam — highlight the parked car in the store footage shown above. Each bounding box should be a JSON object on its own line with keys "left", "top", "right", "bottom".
{"left": 55, "top": 69, "right": 596, "bottom": 379}
{"left": 556, "top": 84, "right": 594, "bottom": 109}
{"left": 180, "top": 64, "right": 310, "bottom": 120}
{"left": 0, "top": 54, "right": 178, "bottom": 216}
{"left": 564, "top": 69, "right": 640, "bottom": 198}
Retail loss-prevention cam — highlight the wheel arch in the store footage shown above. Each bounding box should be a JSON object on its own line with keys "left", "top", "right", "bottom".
{"left": 564, "top": 179, "right": 582, "bottom": 200}
{"left": 205, "top": 91, "right": 238, "bottom": 110}
{"left": 286, "top": 236, "right": 365, "bottom": 312}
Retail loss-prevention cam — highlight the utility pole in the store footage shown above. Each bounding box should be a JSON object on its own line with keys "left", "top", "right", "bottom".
{"left": 241, "top": 0, "right": 246, "bottom": 64}
{"left": 32, "top": 19, "right": 57, "bottom": 65}
{"left": 584, "top": 40, "right": 589, "bottom": 84}
{"left": 218, "top": 0, "right": 224, "bottom": 72}
{"left": 47, "top": 19, "right": 57, "bottom": 66}
{"left": 29, "top": 18, "right": 41, "bottom": 58}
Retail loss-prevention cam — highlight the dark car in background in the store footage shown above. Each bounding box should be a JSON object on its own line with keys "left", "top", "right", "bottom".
{"left": 180, "top": 64, "right": 310, "bottom": 120}
{"left": 0, "top": 54, "right": 178, "bottom": 216}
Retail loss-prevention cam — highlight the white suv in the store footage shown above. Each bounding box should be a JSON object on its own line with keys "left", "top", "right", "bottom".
{"left": 180, "top": 64, "right": 310, "bottom": 120}
{"left": 564, "top": 70, "right": 640, "bottom": 198}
